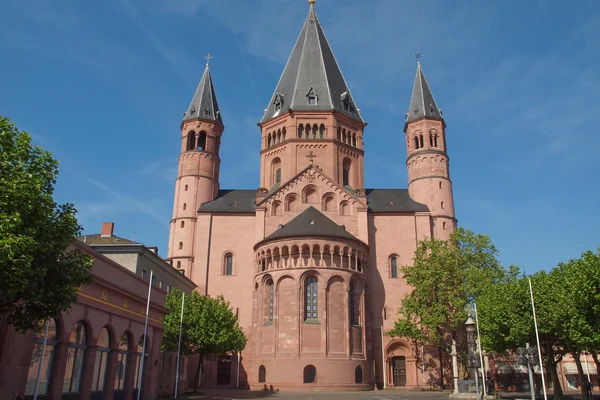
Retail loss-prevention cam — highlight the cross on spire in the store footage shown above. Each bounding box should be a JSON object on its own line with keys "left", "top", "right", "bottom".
{"left": 204, "top": 53, "right": 214, "bottom": 67}
{"left": 414, "top": 51, "right": 423, "bottom": 64}
{"left": 307, "top": 151, "right": 316, "bottom": 164}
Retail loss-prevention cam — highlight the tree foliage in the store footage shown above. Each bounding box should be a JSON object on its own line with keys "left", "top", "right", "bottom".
{"left": 388, "top": 228, "right": 505, "bottom": 387}
{"left": 162, "top": 290, "right": 247, "bottom": 356}
{"left": 0, "top": 115, "right": 92, "bottom": 332}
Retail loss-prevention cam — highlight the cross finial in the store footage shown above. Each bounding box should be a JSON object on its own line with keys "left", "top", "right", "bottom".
{"left": 307, "top": 151, "right": 316, "bottom": 165}
{"left": 414, "top": 51, "right": 423, "bottom": 64}
{"left": 308, "top": 0, "right": 316, "bottom": 5}
{"left": 204, "top": 53, "right": 214, "bottom": 67}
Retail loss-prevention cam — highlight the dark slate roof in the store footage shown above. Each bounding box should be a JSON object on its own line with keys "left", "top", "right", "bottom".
{"left": 198, "top": 190, "right": 256, "bottom": 213}
{"left": 365, "top": 189, "right": 429, "bottom": 212}
{"left": 260, "top": 3, "right": 363, "bottom": 124}
{"left": 183, "top": 64, "right": 222, "bottom": 124}
{"left": 77, "top": 234, "right": 141, "bottom": 246}
{"left": 264, "top": 206, "right": 358, "bottom": 242}
{"left": 405, "top": 63, "right": 443, "bottom": 125}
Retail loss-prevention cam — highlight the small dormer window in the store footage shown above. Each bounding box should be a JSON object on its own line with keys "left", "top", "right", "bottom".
{"left": 273, "top": 92, "right": 284, "bottom": 112}
{"left": 307, "top": 87, "right": 318, "bottom": 105}
{"left": 341, "top": 91, "right": 353, "bottom": 113}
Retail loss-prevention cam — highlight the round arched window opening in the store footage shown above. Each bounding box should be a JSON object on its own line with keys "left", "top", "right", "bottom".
{"left": 355, "top": 366, "right": 363, "bottom": 384}
{"left": 303, "top": 365, "right": 316, "bottom": 384}
{"left": 258, "top": 365, "right": 266, "bottom": 383}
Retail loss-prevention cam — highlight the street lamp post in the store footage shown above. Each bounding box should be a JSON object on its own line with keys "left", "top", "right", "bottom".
{"left": 466, "top": 317, "right": 481, "bottom": 397}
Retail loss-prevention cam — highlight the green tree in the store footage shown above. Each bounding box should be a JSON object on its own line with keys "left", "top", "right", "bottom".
{"left": 0, "top": 115, "right": 92, "bottom": 332}
{"left": 162, "top": 290, "right": 247, "bottom": 391}
{"left": 388, "top": 228, "right": 504, "bottom": 388}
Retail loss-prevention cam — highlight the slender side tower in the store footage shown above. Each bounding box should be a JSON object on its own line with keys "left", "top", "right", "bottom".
{"left": 168, "top": 58, "right": 224, "bottom": 274}
{"left": 404, "top": 61, "right": 456, "bottom": 240}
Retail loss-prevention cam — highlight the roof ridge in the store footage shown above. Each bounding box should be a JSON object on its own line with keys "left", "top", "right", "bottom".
{"left": 313, "top": 12, "right": 333, "bottom": 109}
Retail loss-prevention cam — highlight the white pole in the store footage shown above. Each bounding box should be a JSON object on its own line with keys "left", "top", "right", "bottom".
{"left": 174, "top": 293, "right": 185, "bottom": 399}
{"left": 137, "top": 270, "right": 153, "bottom": 400}
{"left": 33, "top": 318, "right": 50, "bottom": 400}
{"left": 585, "top": 352, "right": 591, "bottom": 386}
{"left": 529, "top": 278, "right": 548, "bottom": 400}
{"left": 381, "top": 325, "right": 386, "bottom": 389}
{"left": 474, "top": 303, "right": 487, "bottom": 399}
{"left": 236, "top": 352, "right": 241, "bottom": 388}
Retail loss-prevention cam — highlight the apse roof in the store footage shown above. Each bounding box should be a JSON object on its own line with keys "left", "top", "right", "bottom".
{"left": 183, "top": 63, "right": 222, "bottom": 124}
{"left": 198, "top": 190, "right": 256, "bottom": 213}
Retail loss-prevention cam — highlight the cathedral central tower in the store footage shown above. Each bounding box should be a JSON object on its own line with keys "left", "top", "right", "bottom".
{"left": 257, "top": 1, "right": 367, "bottom": 192}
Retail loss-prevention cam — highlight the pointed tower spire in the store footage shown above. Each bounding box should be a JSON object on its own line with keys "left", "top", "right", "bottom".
{"left": 183, "top": 56, "right": 222, "bottom": 125}
{"left": 261, "top": 0, "right": 362, "bottom": 123}
{"left": 405, "top": 61, "right": 443, "bottom": 127}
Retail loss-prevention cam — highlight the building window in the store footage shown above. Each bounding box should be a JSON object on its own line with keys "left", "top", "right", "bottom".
{"left": 349, "top": 282, "right": 357, "bottom": 325}
{"left": 439, "top": 181, "right": 443, "bottom": 189}
{"left": 24, "top": 319, "right": 58, "bottom": 395}
{"left": 225, "top": 254, "right": 233, "bottom": 276}
{"left": 391, "top": 256, "right": 398, "bottom": 278}
{"left": 142, "top": 270, "right": 148, "bottom": 280}
{"left": 355, "top": 366, "right": 363, "bottom": 383}
{"left": 303, "top": 365, "right": 316, "bottom": 383}
{"left": 92, "top": 328, "right": 111, "bottom": 392}
{"left": 298, "top": 124, "right": 304, "bottom": 138}
{"left": 337, "top": 127, "right": 341, "bottom": 141}
{"left": 342, "top": 158, "right": 351, "bottom": 187}
{"left": 186, "top": 131, "right": 195, "bottom": 151}
{"left": 183, "top": 203, "right": 186, "bottom": 211}
{"left": 176, "top": 261, "right": 181, "bottom": 268}
{"left": 307, "top": 87, "right": 318, "bottom": 105}
{"left": 276, "top": 169, "right": 281, "bottom": 184}
{"left": 441, "top": 201, "right": 445, "bottom": 209}
{"left": 178, "top": 242, "right": 183, "bottom": 250}
{"left": 181, "top": 221, "right": 185, "bottom": 228}
{"left": 443, "top": 221, "right": 447, "bottom": 230}
{"left": 419, "top": 134, "right": 424, "bottom": 148}
{"left": 272, "top": 157, "right": 282, "bottom": 187}
{"left": 258, "top": 365, "right": 266, "bottom": 383}
{"left": 305, "top": 277, "right": 318, "bottom": 320}
{"left": 261, "top": 260, "right": 266, "bottom": 272}
{"left": 197, "top": 132, "right": 207, "bottom": 151}
{"left": 184, "top": 184, "right": 188, "bottom": 191}
{"left": 115, "top": 333, "right": 130, "bottom": 391}
{"left": 319, "top": 124, "right": 326, "bottom": 138}
{"left": 159, "top": 280, "right": 164, "bottom": 289}
{"left": 414, "top": 136, "right": 420, "bottom": 149}
{"left": 63, "top": 322, "right": 87, "bottom": 393}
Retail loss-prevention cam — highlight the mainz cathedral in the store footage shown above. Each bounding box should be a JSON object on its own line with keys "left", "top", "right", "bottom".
{"left": 167, "top": 0, "right": 456, "bottom": 390}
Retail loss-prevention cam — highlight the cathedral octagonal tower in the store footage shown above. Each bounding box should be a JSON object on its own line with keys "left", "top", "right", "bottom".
{"left": 404, "top": 62, "right": 456, "bottom": 240}
{"left": 258, "top": 0, "right": 366, "bottom": 193}
{"left": 168, "top": 62, "right": 224, "bottom": 274}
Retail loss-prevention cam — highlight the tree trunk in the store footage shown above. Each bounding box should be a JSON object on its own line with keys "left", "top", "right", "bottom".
{"left": 193, "top": 354, "right": 203, "bottom": 393}
{"left": 439, "top": 345, "right": 445, "bottom": 389}
{"left": 570, "top": 347, "right": 589, "bottom": 400}
{"left": 545, "top": 341, "right": 563, "bottom": 400}
{"left": 592, "top": 352, "right": 600, "bottom": 387}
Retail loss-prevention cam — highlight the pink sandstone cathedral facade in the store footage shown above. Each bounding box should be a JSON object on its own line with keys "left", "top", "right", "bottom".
{"left": 167, "top": 1, "right": 456, "bottom": 390}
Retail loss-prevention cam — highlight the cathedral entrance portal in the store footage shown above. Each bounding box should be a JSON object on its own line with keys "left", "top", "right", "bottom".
{"left": 217, "top": 355, "right": 231, "bottom": 385}
{"left": 392, "top": 356, "right": 407, "bottom": 387}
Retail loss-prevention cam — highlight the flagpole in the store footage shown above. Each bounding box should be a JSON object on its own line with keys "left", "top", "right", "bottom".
{"left": 137, "top": 270, "right": 153, "bottom": 400}
{"left": 174, "top": 292, "right": 185, "bottom": 399}
{"left": 528, "top": 277, "right": 548, "bottom": 400}
{"left": 474, "top": 302, "right": 487, "bottom": 399}
{"left": 33, "top": 318, "right": 50, "bottom": 400}
{"left": 381, "top": 325, "right": 386, "bottom": 389}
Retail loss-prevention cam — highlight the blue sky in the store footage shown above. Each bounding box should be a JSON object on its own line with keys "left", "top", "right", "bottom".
{"left": 2, "top": 0, "right": 599, "bottom": 272}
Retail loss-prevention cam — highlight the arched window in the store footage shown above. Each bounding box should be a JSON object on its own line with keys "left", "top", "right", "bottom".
{"left": 349, "top": 282, "right": 357, "bottom": 325}
{"left": 320, "top": 124, "right": 326, "bottom": 138}
{"left": 312, "top": 124, "right": 318, "bottom": 138}
{"left": 272, "top": 201, "right": 282, "bottom": 216}
{"left": 441, "top": 201, "right": 445, "bottom": 209}
{"left": 63, "top": 322, "right": 87, "bottom": 393}
{"left": 186, "top": 131, "right": 195, "bottom": 151}
{"left": 443, "top": 221, "right": 447, "bottom": 230}
{"left": 267, "top": 133, "right": 272, "bottom": 148}
{"left": 352, "top": 133, "right": 356, "bottom": 147}
{"left": 92, "top": 327, "right": 111, "bottom": 392}
{"left": 258, "top": 365, "right": 266, "bottom": 383}
{"left": 343, "top": 158, "right": 351, "bottom": 187}
{"left": 180, "top": 221, "right": 185, "bottom": 228}
{"left": 414, "top": 136, "right": 419, "bottom": 149}
{"left": 305, "top": 277, "right": 318, "bottom": 320}
{"left": 183, "top": 203, "right": 187, "bottom": 211}
{"left": 24, "top": 319, "right": 58, "bottom": 395}
{"left": 355, "top": 366, "right": 363, "bottom": 383}
{"left": 178, "top": 242, "right": 183, "bottom": 250}
{"left": 303, "top": 365, "right": 316, "bottom": 383}
{"left": 429, "top": 133, "right": 434, "bottom": 147}
{"left": 340, "top": 201, "right": 350, "bottom": 216}
{"left": 282, "top": 127, "right": 287, "bottom": 141}
{"left": 439, "top": 181, "right": 443, "bottom": 189}
{"left": 177, "top": 261, "right": 181, "bottom": 268}
{"left": 322, "top": 195, "right": 335, "bottom": 211}
{"left": 342, "top": 129, "right": 347, "bottom": 143}
{"left": 115, "top": 333, "right": 130, "bottom": 391}
{"left": 434, "top": 134, "right": 439, "bottom": 147}
{"left": 286, "top": 195, "right": 299, "bottom": 212}
{"left": 298, "top": 124, "right": 304, "bottom": 138}
{"left": 272, "top": 158, "right": 282, "bottom": 187}
{"left": 264, "top": 279, "right": 274, "bottom": 324}
{"left": 419, "top": 134, "right": 424, "bottom": 148}
{"left": 224, "top": 254, "right": 233, "bottom": 276}
{"left": 304, "top": 186, "right": 318, "bottom": 203}
{"left": 261, "top": 259, "right": 266, "bottom": 272}
{"left": 391, "top": 256, "right": 398, "bottom": 278}
{"left": 184, "top": 184, "right": 188, "bottom": 191}
{"left": 337, "top": 127, "right": 341, "bottom": 141}
{"left": 277, "top": 130, "right": 281, "bottom": 144}
{"left": 197, "top": 132, "right": 207, "bottom": 151}
{"left": 134, "top": 336, "right": 149, "bottom": 390}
